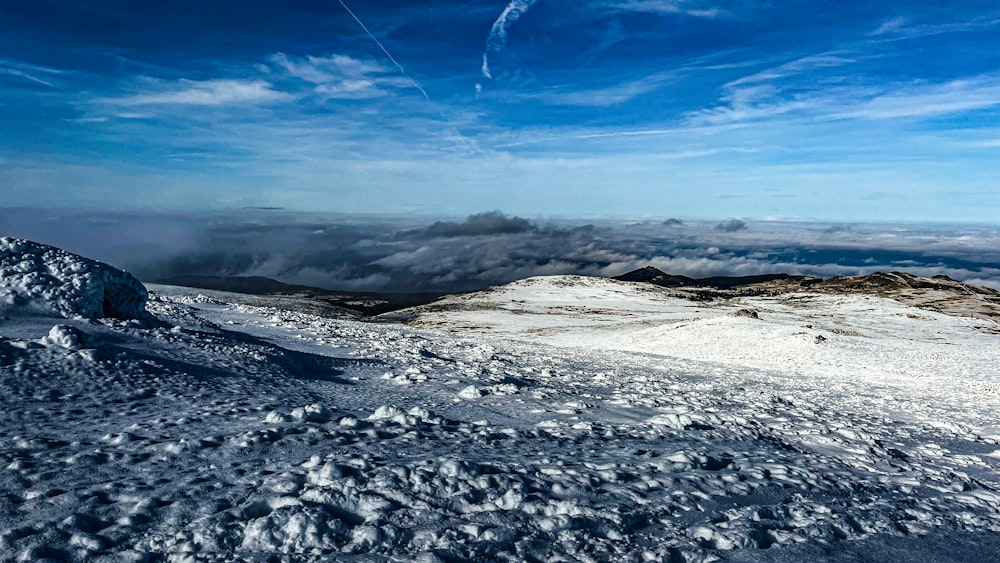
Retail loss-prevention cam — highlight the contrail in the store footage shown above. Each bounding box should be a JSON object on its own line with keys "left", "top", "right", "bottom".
{"left": 336, "top": 0, "right": 430, "bottom": 100}
{"left": 481, "top": 0, "right": 539, "bottom": 80}
{"left": 1, "top": 68, "right": 55, "bottom": 88}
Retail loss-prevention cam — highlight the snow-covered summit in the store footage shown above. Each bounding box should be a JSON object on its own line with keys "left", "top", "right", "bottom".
{"left": 0, "top": 237, "right": 149, "bottom": 320}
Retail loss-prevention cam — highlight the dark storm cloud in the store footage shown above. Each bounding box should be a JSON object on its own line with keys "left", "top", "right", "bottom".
{"left": 4, "top": 209, "right": 1000, "bottom": 293}
{"left": 176, "top": 213, "right": 598, "bottom": 292}
{"left": 715, "top": 219, "right": 747, "bottom": 232}
{"left": 411, "top": 211, "right": 537, "bottom": 238}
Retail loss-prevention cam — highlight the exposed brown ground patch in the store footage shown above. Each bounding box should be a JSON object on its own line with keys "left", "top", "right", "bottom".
{"left": 626, "top": 269, "right": 1000, "bottom": 330}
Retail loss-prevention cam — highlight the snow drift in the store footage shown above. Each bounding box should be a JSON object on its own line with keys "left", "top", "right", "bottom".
{"left": 0, "top": 237, "right": 149, "bottom": 320}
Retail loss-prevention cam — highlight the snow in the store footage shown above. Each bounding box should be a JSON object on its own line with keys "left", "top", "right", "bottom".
{"left": 396, "top": 275, "right": 1000, "bottom": 435}
{"left": 1, "top": 246, "right": 999, "bottom": 561}
{"left": 0, "top": 237, "right": 148, "bottom": 321}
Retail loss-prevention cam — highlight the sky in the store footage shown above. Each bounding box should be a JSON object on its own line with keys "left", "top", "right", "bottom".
{"left": 2, "top": 1, "right": 1000, "bottom": 221}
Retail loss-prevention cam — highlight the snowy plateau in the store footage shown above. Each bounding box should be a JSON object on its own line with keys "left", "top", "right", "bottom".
{"left": 1, "top": 236, "right": 1000, "bottom": 562}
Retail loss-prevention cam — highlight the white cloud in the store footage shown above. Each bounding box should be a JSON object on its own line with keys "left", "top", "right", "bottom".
{"left": 272, "top": 53, "right": 386, "bottom": 84}
{"left": 688, "top": 96, "right": 813, "bottom": 125}
{"left": 868, "top": 16, "right": 997, "bottom": 41}
{"left": 528, "top": 71, "right": 676, "bottom": 107}
{"left": 870, "top": 17, "right": 907, "bottom": 36}
{"left": 724, "top": 54, "right": 856, "bottom": 89}
{"left": 838, "top": 77, "right": 1000, "bottom": 120}
{"left": 103, "top": 51, "right": 418, "bottom": 112}
{"left": 116, "top": 79, "right": 292, "bottom": 106}
{"left": 684, "top": 53, "right": 861, "bottom": 125}
{"left": 963, "top": 138, "right": 1000, "bottom": 148}
{"left": 609, "top": 0, "right": 724, "bottom": 18}
{"left": 687, "top": 46, "right": 1000, "bottom": 126}
{"left": 270, "top": 53, "right": 409, "bottom": 99}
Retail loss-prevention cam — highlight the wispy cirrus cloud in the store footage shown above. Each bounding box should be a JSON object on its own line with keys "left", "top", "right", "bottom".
{"left": 113, "top": 78, "right": 292, "bottom": 107}
{"left": 723, "top": 54, "right": 857, "bottom": 89}
{"left": 0, "top": 58, "right": 67, "bottom": 89}
{"left": 607, "top": 0, "right": 726, "bottom": 18}
{"left": 869, "top": 14, "right": 1000, "bottom": 40}
{"left": 961, "top": 138, "right": 1000, "bottom": 148}
{"left": 271, "top": 53, "right": 385, "bottom": 84}
{"left": 870, "top": 16, "right": 908, "bottom": 36}
{"left": 839, "top": 76, "right": 1000, "bottom": 120}
{"left": 269, "top": 53, "right": 411, "bottom": 99}
{"left": 690, "top": 74, "right": 1000, "bottom": 126}
{"left": 686, "top": 40, "right": 1000, "bottom": 128}
{"left": 686, "top": 53, "right": 859, "bottom": 125}
{"left": 101, "top": 51, "right": 424, "bottom": 112}
{"left": 523, "top": 70, "right": 676, "bottom": 107}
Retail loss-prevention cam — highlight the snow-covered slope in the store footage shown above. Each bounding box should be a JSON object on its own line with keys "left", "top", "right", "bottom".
{"left": 1, "top": 248, "right": 999, "bottom": 562}
{"left": 391, "top": 275, "right": 1000, "bottom": 434}
{"left": 0, "top": 237, "right": 148, "bottom": 320}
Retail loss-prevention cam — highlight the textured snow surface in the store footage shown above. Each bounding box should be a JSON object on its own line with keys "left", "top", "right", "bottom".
{"left": 0, "top": 273, "right": 999, "bottom": 561}
{"left": 0, "top": 237, "right": 148, "bottom": 320}
{"left": 397, "top": 276, "right": 1000, "bottom": 435}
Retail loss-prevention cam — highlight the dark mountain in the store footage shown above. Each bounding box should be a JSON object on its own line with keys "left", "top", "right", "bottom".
{"left": 156, "top": 275, "right": 317, "bottom": 295}
{"left": 613, "top": 267, "right": 807, "bottom": 289}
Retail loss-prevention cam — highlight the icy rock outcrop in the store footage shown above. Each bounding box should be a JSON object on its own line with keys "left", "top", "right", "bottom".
{"left": 0, "top": 237, "right": 149, "bottom": 320}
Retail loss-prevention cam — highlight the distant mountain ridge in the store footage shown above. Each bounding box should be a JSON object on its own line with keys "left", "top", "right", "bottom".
{"left": 614, "top": 266, "right": 1000, "bottom": 324}
{"left": 613, "top": 266, "right": 805, "bottom": 289}
{"left": 157, "top": 275, "right": 319, "bottom": 295}
{"left": 614, "top": 265, "right": 997, "bottom": 295}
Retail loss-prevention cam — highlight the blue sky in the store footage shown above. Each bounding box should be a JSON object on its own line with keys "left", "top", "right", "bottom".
{"left": 2, "top": 0, "right": 1000, "bottom": 221}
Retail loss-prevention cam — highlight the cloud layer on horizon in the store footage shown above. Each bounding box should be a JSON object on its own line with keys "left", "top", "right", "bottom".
{"left": 3, "top": 210, "right": 999, "bottom": 294}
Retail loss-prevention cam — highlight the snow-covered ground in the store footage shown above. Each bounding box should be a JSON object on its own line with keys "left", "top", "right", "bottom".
{"left": 2, "top": 241, "right": 1000, "bottom": 562}
{"left": 394, "top": 275, "right": 1000, "bottom": 437}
